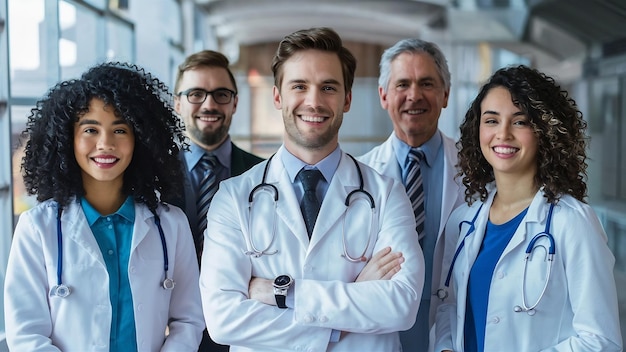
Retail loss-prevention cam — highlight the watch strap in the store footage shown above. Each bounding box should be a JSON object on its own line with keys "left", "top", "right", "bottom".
{"left": 275, "top": 293, "right": 287, "bottom": 308}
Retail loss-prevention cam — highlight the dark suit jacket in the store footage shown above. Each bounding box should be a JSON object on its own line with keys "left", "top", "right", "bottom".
{"left": 167, "top": 142, "right": 264, "bottom": 254}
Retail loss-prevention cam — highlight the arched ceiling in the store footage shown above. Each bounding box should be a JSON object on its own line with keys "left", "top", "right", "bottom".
{"left": 195, "top": 0, "right": 626, "bottom": 68}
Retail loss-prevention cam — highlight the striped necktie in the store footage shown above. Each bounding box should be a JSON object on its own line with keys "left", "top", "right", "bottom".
{"left": 405, "top": 149, "right": 426, "bottom": 241}
{"left": 197, "top": 154, "right": 218, "bottom": 234}
{"left": 298, "top": 169, "right": 323, "bottom": 238}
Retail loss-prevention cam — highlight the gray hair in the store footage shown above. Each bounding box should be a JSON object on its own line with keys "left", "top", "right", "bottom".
{"left": 378, "top": 38, "right": 451, "bottom": 92}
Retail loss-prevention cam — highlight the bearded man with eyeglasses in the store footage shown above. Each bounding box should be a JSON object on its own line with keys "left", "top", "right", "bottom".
{"left": 167, "top": 50, "right": 264, "bottom": 352}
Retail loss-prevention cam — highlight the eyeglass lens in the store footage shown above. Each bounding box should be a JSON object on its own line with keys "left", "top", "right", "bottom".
{"left": 185, "top": 89, "right": 234, "bottom": 104}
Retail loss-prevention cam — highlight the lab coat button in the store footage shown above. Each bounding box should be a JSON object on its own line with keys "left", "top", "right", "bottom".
{"left": 303, "top": 314, "right": 314, "bottom": 323}
{"left": 496, "top": 271, "right": 504, "bottom": 279}
{"left": 319, "top": 315, "right": 328, "bottom": 323}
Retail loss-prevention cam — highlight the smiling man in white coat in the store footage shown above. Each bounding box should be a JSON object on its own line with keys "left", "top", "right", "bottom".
{"left": 357, "top": 39, "right": 465, "bottom": 351}
{"left": 199, "top": 27, "right": 425, "bottom": 351}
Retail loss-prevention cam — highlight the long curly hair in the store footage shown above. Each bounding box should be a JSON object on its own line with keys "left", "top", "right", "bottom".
{"left": 20, "top": 62, "right": 187, "bottom": 212}
{"left": 457, "top": 65, "right": 588, "bottom": 205}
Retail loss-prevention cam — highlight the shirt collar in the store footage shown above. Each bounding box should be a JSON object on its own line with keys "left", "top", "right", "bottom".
{"left": 281, "top": 145, "right": 342, "bottom": 183}
{"left": 186, "top": 135, "right": 232, "bottom": 172}
{"left": 392, "top": 130, "right": 442, "bottom": 168}
{"left": 81, "top": 196, "right": 135, "bottom": 226}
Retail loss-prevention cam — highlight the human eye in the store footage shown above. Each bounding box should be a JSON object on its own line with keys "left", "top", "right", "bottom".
{"left": 481, "top": 116, "right": 498, "bottom": 125}
{"left": 291, "top": 84, "right": 306, "bottom": 91}
{"left": 513, "top": 119, "right": 530, "bottom": 126}
{"left": 421, "top": 81, "right": 436, "bottom": 90}
{"left": 214, "top": 89, "right": 230, "bottom": 99}
{"left": 189, "top": 90, "right": 206, "bottom": 98}
{"left": 322, "top": 85, "right": 338, "bottom": 92}
{"left": 83, "top": 127, "right": 98, "bottom": 134}
{"left": 395, "top": 82, "right": 409, "bottom": 89}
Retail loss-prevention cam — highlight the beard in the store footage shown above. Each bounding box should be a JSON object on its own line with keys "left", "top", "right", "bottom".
{"left": 188, "top": 113, "right": 230, "bottom": 147}
{"left": 283, "top": 109, "right": 342, "bottom": 150}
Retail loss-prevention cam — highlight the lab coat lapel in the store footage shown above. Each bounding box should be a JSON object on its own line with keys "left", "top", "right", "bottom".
{"left": 500, "top": 190, "right": 546, "bottom": 258}
{"left": 268, "top": 154, "right": 311, "bottom": 250}
{"left": 308, "top": 153, "right": 356, "bottom": 249}
{"left": 62, "top": 200, "right": 106, "bottom": 266}
{"left": 464, "top": 194, "right": 493, "bottom": 267}
{"left": 378, "top": 135, "right": 403, "bottom": 180}
{"left": 130, "top": 204, "right": 152, "bottom": 253}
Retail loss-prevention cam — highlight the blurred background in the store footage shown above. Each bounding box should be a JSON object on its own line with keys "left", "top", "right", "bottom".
{"left": 0, "top": 0, "right": 625, "bottom": 349}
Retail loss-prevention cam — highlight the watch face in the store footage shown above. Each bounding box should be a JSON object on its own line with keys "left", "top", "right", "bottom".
{"left": 274, "top": 275, "right": 291, "bottom": 287}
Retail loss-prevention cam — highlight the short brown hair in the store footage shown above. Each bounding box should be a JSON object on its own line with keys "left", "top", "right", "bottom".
{"left": 174, "top": 50, "right": 238, "bottom": 94}
{"left": 271, "top": 27, "right": 356, "bottom": 93}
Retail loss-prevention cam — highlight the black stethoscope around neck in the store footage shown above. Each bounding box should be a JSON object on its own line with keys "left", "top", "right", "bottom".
{"left": 245, "top": 153, "right": 376, "bottom": 262}
{"left": 51, "top": 204, "right": 174, "bottom": 298}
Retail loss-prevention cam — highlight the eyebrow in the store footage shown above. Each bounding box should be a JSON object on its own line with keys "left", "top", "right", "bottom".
{"left": 481, "top": 110, "right": 525, "bottom": 116}
{"left": 77, "top": 118, "right": 128, "bottom": 126}
{"left": 286, "top": 78, "right": 342, "bottom": 85}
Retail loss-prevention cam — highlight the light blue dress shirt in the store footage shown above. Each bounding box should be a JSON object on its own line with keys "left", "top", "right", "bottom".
{"left": 81, "top": 196, "right": 137, "bottom": 352}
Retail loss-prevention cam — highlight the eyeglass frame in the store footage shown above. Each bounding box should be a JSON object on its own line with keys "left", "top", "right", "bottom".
{"left": 176, "top": 88, "right": 237, "bottom": 105}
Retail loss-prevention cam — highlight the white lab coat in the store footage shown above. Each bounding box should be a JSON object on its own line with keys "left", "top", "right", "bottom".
{"left": 434, "top": 189, "right": 623, "bottom": 351}
{"left": 357, "top": 131, "right": 465, "bottom": 325}
{"left": 200, "top": 146, "right": 425, "bottom": 352}
{"left": 4, "top": 198, "right": 205, "bottom": 352}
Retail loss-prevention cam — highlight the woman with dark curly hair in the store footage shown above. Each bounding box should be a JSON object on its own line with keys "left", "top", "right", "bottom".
{"left": 4, "top": 62, "right": 204, "bottom": 351}
{"left": 434, "top": 65, "right": 622, "bottom": 351}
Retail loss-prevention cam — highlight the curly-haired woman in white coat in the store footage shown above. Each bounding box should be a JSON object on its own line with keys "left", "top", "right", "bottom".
{"left": 434, "top": 65, "right": 622, "bottom": 351}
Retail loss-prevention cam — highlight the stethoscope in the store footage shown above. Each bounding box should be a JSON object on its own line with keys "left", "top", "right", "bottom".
{"left": 244, "top": 153, "right": 375, "bottom": 262}
{"left": 436, "top": 202, "right": 556, "bottom": 316}
{"left": 50, "top": 205, "right": 175, "bottom": 298}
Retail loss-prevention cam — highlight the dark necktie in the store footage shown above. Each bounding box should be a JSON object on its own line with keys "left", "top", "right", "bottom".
{"left": 405, "top": 149, "right": 425, "bottom": 241}
{"left": 197, "top": 154, "right": 218, "bottom": 234}
{"left": 298, "top": 169, "right": 323, "bottom": 238}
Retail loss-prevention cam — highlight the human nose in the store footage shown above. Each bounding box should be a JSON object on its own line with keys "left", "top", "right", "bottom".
{"left": 97, "top": 131, "right": 115, "bottom": 150}
{"left": 496, "top": 123, "right": 512, "bottom": 140}
{"left": 407, "top": 83, "right": 424, "bottom": 102}
{"left": 303, "top": 89, "right": 323, "bottom": 108}
{"left": 201, "top": 93, "right": 219, "bottom": 109}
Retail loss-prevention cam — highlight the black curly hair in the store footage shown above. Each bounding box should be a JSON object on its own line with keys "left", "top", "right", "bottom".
{"left": 457, "top": 65, "right": 588, "bottom": 205}
{"left": 20, "top": 62, "right": 187, "bottom": 212}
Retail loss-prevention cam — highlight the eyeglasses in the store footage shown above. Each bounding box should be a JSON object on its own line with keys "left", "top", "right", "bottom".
{"left": 177, "top": 88, "right": 236, "bottom": 105}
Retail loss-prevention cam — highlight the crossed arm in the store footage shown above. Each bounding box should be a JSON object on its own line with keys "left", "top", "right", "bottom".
{"left": 248, "top": 246, "right": 404, "bottom": 306}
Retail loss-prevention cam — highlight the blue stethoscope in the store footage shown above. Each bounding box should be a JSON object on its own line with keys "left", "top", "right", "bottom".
{"left": 245, "top": 154, "right": 375, "bottom": 262}
{"left": 50, "top": 205, "right": 175, "bottom": 298}
{"left": 437, "top": 202, "right": 556, "bottom": 316}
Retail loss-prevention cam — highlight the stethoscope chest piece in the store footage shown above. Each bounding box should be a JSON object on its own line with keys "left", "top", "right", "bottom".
{"left": 162, "top": 278, "right": 175, "bottom": 290}
{"left": 514, "top": 305, "right": 536, "bottom": 316}
{"left": 50, "top": 284, "right": 71, "bottom": 298}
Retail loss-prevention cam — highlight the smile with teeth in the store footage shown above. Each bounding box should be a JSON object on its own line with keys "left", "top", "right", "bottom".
{"left": 93, "top": 157, "right": 118, "bottom": 164}
{"left": 300, "top": 115, "right": 326, "bottom": 123}
{"left": 197, "top": 115, "right": 220, "bottom": 122}
{"left": 406, "top": 109, "right": 426, "bottom": 114}
{"left": 493, "top": 146, "right": 518, "bottom": 154}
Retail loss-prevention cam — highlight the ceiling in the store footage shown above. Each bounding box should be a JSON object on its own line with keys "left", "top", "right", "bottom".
{"left": 195, "top": 0, "right": 626, "bottom": 69}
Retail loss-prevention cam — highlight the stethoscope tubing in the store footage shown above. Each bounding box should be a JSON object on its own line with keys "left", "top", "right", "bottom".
{"left": 245, "top": 153, "right": 375, "bottom": 261}
{"left": 440, "top": 201, "right": 556, "bottom": 315}
{"left": 53, "top": 203, "right": 173, "bottom": 297}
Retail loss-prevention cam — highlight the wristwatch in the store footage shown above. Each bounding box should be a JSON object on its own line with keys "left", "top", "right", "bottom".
{"left": 273, "top": 274, "right": 293, "bottom": 309}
